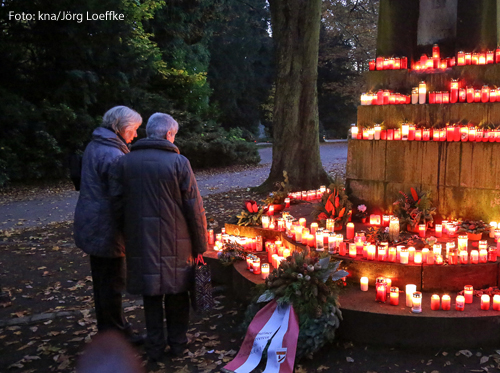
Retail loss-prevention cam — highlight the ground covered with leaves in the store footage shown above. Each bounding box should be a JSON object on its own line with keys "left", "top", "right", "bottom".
{"left": 2, "top": 187, "right": 500, "bottom": 372}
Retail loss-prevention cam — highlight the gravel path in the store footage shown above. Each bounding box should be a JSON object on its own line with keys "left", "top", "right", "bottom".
{"left": 0, "top": 141, "right": 347, "bottom": 230}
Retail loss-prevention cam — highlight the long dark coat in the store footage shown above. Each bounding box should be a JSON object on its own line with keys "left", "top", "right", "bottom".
{"left": 111, "top": 138, "right": 208, "bottom": 295}
{"left": 74, "top": 127, "right": 129, "bottom": 257}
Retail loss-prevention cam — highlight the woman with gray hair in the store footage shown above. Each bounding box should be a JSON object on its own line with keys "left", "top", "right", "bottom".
{"left": 74, "top": 106, "right": 142, "bottom": 341}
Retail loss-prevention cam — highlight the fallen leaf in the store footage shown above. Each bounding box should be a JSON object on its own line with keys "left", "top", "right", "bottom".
{"left": 458, "top": 349, "right": 472, "bottom": 358}
{"left": 481, "top": 356, "right": 490, "bottom": 364}
{"left": 346, "top": 356, "right": 354, "bottom": 363}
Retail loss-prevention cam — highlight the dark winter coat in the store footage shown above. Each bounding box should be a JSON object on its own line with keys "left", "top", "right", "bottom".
{"left": 111, "top": 138, "right": 208, "bottom": 296}
{"left": 74, "top": 127, "right": 129, "bottom": 257}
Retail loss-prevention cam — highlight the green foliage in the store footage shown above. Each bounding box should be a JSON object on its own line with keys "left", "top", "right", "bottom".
{"left": 207, "top": 0, "right": 274, "bottom": 135}
{"left": 393, "top": 187, "right": 437, "bottom": 230}
{"left": 175, "top": 127, "right": 260, "bottom": 169}
{"left": 243, "top": 250, "right": 347, "bottom": 359}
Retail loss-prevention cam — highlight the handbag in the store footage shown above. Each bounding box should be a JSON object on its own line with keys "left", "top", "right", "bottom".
{"left": 192, "top": 255, "right": 214, "bottom": 313}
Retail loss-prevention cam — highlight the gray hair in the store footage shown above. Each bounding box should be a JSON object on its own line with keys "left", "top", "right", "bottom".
{"left": 146, "top": 113, "right": 179, "bottom": 139}
{"left": 101, "top": 106, "right": 142, "bottom": 134}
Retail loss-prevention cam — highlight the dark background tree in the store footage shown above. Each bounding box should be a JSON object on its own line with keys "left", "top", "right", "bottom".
{"left": 0, "top": 0, "right": 377, "bottom": 186}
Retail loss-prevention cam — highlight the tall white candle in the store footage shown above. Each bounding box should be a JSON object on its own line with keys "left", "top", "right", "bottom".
{"left": 406, "top": 284, "right": 417, "bottom": 307}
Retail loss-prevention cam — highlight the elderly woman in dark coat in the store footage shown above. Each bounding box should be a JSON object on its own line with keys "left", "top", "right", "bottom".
{"left": 111, "top": 113, "right": 207, "bottom": 361}
{"left": 74, "top": 106, "right": 142, "bottom": 337}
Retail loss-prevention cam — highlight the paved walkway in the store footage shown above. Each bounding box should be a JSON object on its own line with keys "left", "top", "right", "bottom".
{"left": 0, "top": 141, "right": 347, "bottom": 230}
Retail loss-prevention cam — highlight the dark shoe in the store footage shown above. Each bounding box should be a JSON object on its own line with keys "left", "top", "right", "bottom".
{"left": 127, "top": 333, "right": 146, "bottom": 346}
{"left": 168, "top": 343, "right": 187, "bottom": 358}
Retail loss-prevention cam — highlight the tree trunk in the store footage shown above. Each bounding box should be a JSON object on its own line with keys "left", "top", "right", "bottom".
{"left": 262, "top": 0, "right": 330, "bottom": 191}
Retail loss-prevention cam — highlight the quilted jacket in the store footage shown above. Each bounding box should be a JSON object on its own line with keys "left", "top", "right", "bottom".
{"left": 111, "top": 138, "right": 208, "bottom": 295}
{"left": 74, "top": 127, "right": 129, "bottom": 257}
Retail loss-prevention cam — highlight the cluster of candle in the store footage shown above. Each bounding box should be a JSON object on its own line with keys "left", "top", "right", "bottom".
{"left": 213, "top": 232, "right": 263, "bottom": 252}
{"left": 411, "top": 44, "right": 455, "bottom": 71}
{"left": 369, "top": 44, "right": 500, "bottom": 74}
{"left": 245, "top": 254, "right": 271, "bottom": 279}
{"left": 351, "top": 123, "right": 500, "bottom": 142}
{"left": 286, "top": 219, "right": 345, "bottom": 254}
{"left": 363, "top": 278, "right": 500, "bottom": 313}
{"left": 341, "top": 236, "right": 498, "bottom": 266}
{"left": 287, "top": 186, "right": 327, "bottom": 202}
{"left": 266, "top": 241, "right": 290, "bottom": 271}
{"left": 428, "top": 81, "right": 500, "bottom": 104}
{"left": 369, "top": 56, "right": 408, "bottom": 71}
{"left": 360, "top": 90, "right": 410, "bottom": 106}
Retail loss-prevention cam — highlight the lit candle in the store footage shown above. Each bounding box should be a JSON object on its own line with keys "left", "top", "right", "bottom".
{"left": 442, "top": 294, "right": 451, "bottom": 310}
{"left": 268, "top": 205, "right": 275, "bottom": 216}
{"left": 301, "top": 228, "right": 309, "bottom": 245}
{"left": 490, "top": 222, "right": 498, "bottom": 238}
{"left": 284, "top": 198, "right": 290, "bottom": 209}
{"left": 435, "top": 255, "right": 443, "bottom": 265}
{"left": 346, "top": 222, "right": 354, "bottom": 240}
{"left": 299, "top": 218, "right": 306, "bottom": 227}
{"left": 370, "top": 214, "right": 381, "bottom": 225}
{"left": 450, "top": 79, "right": 459, "bottom": 103}
{"left": 310, "top": 222, "right": 318, "bottom": 235}
{"left": 367, "top": 245, "right": 376, "bottom": 260}
{"left": 400, "top": 248, "right": 409, "bottom": 264}
{"left": 493, "top": 294, "right": 500, "bottom": 311}
{"left": 435, "top": 224, "right": 442, "bottom": 237}
{"left": 406, "top": 284, "right": 417, "bottom": 307}
{"left": 480, "top": 249, "right": 488, "bottom": 263}
{"left": 464, "top": 285, "right": 474, "bottom": 304}
{"left": 422, "top": 248, "right": 429, "bottom": 263}
{"left": 307, "top": 234, "right": 315, "bottom": 247}
{"left": 481, "top": 294, "right": 491, "bottom": 310}
{"left": 412, "top": 292, "right": 422, "bottom": 313}
{"left": 388, "top": 247, "right": 397, "bottom": 262}
{"left": 457, "top": 235, "right": 468, "bottom": 251}
{"left": 456, "top": 295, "right": 465, "bottom": 311}
{"left": 418, "top": 224, "right": 426, "bottom": 238}
{"left": 431, "top": 294, "right": 440, "bottom": 310}
{"left": 414, "top": 251, "right": 422, "bottom": 264}
{"left": 349, "top": 243, "right": 357, "bottom": 258}
{"left": 375, "top": 278, "right": 387, "bottom": 302}
{"left": 283, "top": 248, "right": 291, "bottom": 258}
{"left": 252, "top": 258, "right": 261, "bottom": 275}
{"left": 262, "top": 215, "right": 270, "bottom": 229}
{"left": 470, "top": 250, "right": 479, "bottom": 264}
{"left": 433, "top": 244, "right": 442, "bottom": 256}
{"left": 382, "top": 215, "right": 390, "bottom": 227}
{"left": 408, "top": 247, "right": 415, "bottom": 263}
{"left": 460, "top": 250, "right": 468, "bottom": 264}
{"left": 261, "top": 263, "right": 270, "bottom": 279}
{"left": 377, "top": 246, "right": 387, "bottom": 262}
{"left": 360, "top": 277, "right": 369, "bottom": 291}
{"left": 390, "top": 287, "right": 399, "bottom": 306}
{"left": 479, "top": 240, "right": 488, "bottom": 250}
{"left": 418, "top": 81, "right": 426, "bottom": 104}
{"left": 295, "top": 226, "right": 303, "bottom": 243}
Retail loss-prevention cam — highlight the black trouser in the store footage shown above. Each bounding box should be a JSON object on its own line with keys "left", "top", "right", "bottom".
{"left": 143, "top": 292, "right": 190, "bottom": 357}
{"left": 89, "top": 255, "right": 130, "bottom": 334}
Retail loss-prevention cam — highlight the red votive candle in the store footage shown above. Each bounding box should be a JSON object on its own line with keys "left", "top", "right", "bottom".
{"left": 389, "top": 287, "right": 399, "bottom": 306}
{"left": 464, "top": 285, "right": 473, "bottom": 304}
{"left": 493, "top": 295, "right": 500, "bottom": 311}
{"left": 481, "top": 294, "right": 490, "bottom": 310}
{"left": 456, "top": 295, "right": 465, "bottom": 311}
{"left": 431, "top": 294, "right": 440, "bottom": 310}
{"left": 442, "top": 295, "right": 451, "bottom": 310}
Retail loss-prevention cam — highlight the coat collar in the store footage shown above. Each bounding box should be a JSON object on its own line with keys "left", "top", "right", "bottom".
{"left": 92, "top": 127, "right": 130, "bottom": 153}
{"left": 130, "top": 138, "right": 180, "bottom": 154}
